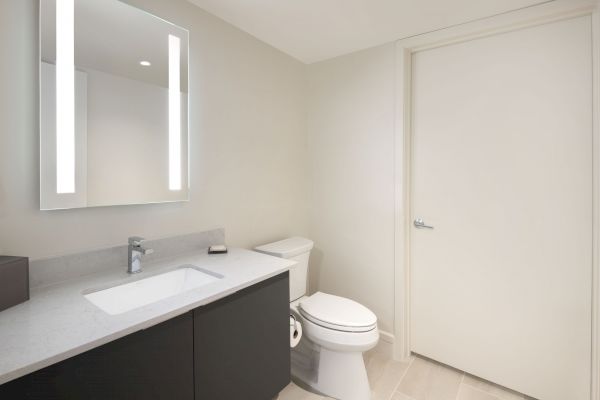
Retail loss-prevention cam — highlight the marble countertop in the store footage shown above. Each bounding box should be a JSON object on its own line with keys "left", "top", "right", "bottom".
{"left": 0, "top": 248, "right": 295, "bottom": 385}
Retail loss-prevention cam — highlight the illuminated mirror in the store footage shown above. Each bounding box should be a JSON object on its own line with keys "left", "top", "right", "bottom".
{"left": 40, "top": 0, "right": 189, "bottom": 210}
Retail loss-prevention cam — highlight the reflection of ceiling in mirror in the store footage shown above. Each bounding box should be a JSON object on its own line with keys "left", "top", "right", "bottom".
{"left": 41, "top": 0, "right": 189, "bottom": 91}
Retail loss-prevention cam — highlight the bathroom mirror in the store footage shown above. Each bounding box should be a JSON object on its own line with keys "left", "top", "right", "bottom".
{"left": 39, "top": 0, "right": 189, "bottom": 210}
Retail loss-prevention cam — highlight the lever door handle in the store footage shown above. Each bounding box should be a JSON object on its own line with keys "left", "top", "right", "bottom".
{"left": 414, "top": 218, "right": 434, "bottom": 229}
{"left": 128, "top": 236, "right": 146, "bottom": 246}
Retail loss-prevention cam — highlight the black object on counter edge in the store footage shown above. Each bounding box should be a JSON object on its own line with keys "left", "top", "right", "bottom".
{"left": 0, "top": 256, "right": 29, "bottom": 312}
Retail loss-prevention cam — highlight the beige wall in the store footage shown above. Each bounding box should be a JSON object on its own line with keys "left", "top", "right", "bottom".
{"left": 307, "top": 44, "right": 396, "bottom": 333}
{"left": 0, "top": 0, "right": 308, "bottom": 258}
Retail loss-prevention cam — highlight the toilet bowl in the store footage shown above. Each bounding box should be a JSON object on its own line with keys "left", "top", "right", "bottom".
{"left": 291, "top": 293, "right": 378, "bottom": 400}
{"left": 255, "top": 238, "right": 379, "bottom": 400}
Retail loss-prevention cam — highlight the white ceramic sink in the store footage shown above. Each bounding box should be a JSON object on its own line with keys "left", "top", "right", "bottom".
{"left": 84, "top": 265, "right": 223, "bottom": 315}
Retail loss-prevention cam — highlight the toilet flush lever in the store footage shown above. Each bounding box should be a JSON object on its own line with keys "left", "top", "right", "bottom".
{"left": 414, "top": 218, "right": 434, "bottom": 229}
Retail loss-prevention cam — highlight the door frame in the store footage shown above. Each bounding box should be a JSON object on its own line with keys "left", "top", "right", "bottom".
{"left": 392, "top": 1, "right": 600, "bottom": 398}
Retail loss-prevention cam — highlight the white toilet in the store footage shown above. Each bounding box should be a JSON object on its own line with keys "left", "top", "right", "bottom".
{"left": 255, "top": 237, "right": 379, "bottom": 400}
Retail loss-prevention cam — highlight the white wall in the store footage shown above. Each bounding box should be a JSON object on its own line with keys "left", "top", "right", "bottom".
{"left": 307, "top": 44, "right": 396, "bottom": 333}
{"left": 0, "top": 0, "right": 308, "bottom": 258}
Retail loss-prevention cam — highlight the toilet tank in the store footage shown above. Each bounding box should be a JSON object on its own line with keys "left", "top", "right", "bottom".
{"left": 254, "top": 237, "right": 314, "bottom": 301}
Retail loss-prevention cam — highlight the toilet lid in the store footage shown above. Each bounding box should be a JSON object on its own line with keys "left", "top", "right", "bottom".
{"left": 299, "top": 292, "right": 377, "bottom": 332}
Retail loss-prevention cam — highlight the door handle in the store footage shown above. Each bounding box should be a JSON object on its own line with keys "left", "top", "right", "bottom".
{"left": 414, "top": 218, "right": 434, "bottom": 229}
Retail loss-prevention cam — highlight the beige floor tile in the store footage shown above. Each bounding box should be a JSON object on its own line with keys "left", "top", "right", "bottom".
{"left": 391, "top": 392, "right": 417, "bottom": 400}
{"left": 280, "top": 352, "right": 537, "bottom": 400}
{"left": 280, "top": 350, "right": 411, "bottom": 400}
{"left": 462, "top": 374, "right": 525, "bottom": 400}
{"left": 365, "top": 351, "right": 412, "bottom": 400}
{"left": 278, "top": 382, "right": 328, "bottom": 400}
{"left": 396, "top": 356, "right": 463, "bottom": 400}
{"left": 457, "top": 384, "right": 502, "bottom": 400}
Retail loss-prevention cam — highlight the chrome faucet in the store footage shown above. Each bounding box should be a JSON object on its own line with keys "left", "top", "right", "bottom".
{"left": 127, "top": 236, "right": 154, "bottom": 274}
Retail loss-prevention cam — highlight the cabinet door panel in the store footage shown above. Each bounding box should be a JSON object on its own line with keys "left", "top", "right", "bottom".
{"left": 194, "top": 272, "right": 290, "bottom": 400}
{"left": 0, "top": 312, "right": 194, "bottom": 400}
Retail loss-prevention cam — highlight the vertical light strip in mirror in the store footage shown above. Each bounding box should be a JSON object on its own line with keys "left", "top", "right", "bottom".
{"left": 168, "top": 34, "right": 181, "bottom": 191}
{"left": 56, "top": 0, "right": 75, "bottom": 194}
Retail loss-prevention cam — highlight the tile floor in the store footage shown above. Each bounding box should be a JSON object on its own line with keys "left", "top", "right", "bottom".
{"left": 278, "top": 350, "right": 534, "bottom": 400}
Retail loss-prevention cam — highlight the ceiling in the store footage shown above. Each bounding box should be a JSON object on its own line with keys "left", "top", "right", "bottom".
{"left": 187, "top": 0, "right": 552, "bottom": 63}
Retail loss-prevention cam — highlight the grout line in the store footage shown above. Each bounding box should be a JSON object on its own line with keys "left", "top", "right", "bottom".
{"left": 387, "top": 356, "right": 416, "bottom": 400}
{"left": 454, "top": 373, "right": 465, "bottom": 400}
{"left": 461, "top": 376, "right": 528, "bottom": 400}
{"left": 463, "top": 384, "right": 504, "bottom": 400}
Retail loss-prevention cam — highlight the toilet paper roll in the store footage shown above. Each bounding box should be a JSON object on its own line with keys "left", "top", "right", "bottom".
{"left": 290, "top": 315, "right": 302, "bottom": 348}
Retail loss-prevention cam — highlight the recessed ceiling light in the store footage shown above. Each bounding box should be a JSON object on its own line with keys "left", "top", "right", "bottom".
{"left": 140, "top": 61, "right": 151, "bottom": 66}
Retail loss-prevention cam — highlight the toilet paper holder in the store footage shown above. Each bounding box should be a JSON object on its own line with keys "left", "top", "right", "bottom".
{"left": 290, "top": 314, "right": 299, "bottom": 339}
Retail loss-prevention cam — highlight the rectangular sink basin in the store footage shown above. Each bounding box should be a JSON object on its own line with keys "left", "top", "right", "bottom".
{"left": 84, "top": 265, "right": 223, "bottom": 315}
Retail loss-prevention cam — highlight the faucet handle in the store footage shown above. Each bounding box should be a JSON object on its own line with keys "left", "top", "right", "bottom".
{"left": 128, "top": 236, "right": 146, "bottom": 246}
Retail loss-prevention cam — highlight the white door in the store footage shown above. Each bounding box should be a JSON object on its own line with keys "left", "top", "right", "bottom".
{"left": 410, "top": 16, "right": 593, "bottom": 400}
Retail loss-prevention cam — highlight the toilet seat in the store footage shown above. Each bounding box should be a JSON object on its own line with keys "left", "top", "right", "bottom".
{"left": 298, "top": 292, "right": 377, "bottom": 333}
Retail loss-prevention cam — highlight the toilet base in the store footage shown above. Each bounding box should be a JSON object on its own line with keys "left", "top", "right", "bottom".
{"left": 292, "top": 339, "right": 371, "bottom": 400}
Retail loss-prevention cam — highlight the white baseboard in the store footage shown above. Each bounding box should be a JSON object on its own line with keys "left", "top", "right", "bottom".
{"left": 379, "top": 330, "right": 395, "bottom": 344}
{"left": 369, "top": 330, "right": 395, "bottom": 359}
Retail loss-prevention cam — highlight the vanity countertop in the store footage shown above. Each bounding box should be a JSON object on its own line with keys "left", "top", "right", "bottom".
{"left": 0, "top": 248, "right": 295, "bottom": 385}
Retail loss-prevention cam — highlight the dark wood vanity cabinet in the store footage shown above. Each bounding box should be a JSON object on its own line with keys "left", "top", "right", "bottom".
{"left": 194, "top": 271, "right": 290, "bottom": 400}
{"left": 0, "top": 272, "right": 290, "bottom": 400}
